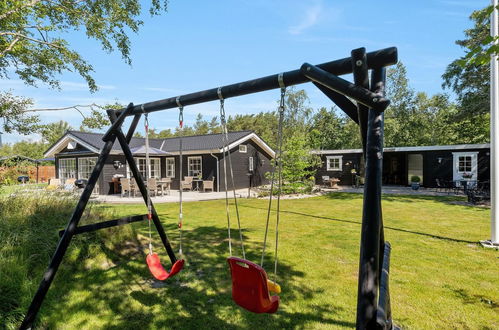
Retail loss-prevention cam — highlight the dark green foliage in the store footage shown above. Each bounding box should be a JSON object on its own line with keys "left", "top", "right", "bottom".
{"left": 0, "top": 0, "right": 168, "bottom": 135}
{"left": 39, "top": 120, "right": 71, "bottom": 145}
{"left": 442, "top": 6, "right": 491, "bottom": 143}
{"left": 0, "top": 91, "right": 38, "bottom": 134}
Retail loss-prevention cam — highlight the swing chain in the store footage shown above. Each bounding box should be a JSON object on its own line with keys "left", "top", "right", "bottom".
{"left": 177, "top": 96, "right": 184, "bottom": 255}
{"left": 218, "top": 87, "right": 226, "bottom": 125}
{"left": 142, "top": 105, "right": 153, "bottom": 256}
{"left": 260, "top": 75, "right": 286, "bottom": 283}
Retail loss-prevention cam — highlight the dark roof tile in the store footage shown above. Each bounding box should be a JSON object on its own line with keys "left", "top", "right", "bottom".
{"left": 68, "top": 130, "right": 254, "bottom": 153}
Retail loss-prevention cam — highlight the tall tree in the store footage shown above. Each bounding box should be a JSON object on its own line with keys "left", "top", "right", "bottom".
{"left": 441, "top": 6, "right": 490, "bottom": 143}
{"left": 40, "top": 120, "right": 71, "bottom": 145}
{"left": 442, "top": 7, "right": 490, "bottom": 117}
{"left": 0, "top": 0, "right": 168, "bottom": 134}
{"left": 0, "top": 91, "right": 37, "bottom": 134}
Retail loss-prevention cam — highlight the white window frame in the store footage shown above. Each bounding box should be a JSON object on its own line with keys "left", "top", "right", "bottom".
{"left": 326, "top": 156, "right": 343, "bottom": 171}
{"left": 58, "top": 158, "right": 76, "bottom": 181}
{"left": 78, "top": 157, "right": 97, "bottom": 180}
{"left": 128, "top": 157, "right": 161, "bottom": 179}
{"left": 249, "top": 156, "right": 254, "bottom": 172}
{"left": 239, "top": 145, "right": 247, "bottom": 153}
{"left": 166, "top": 157, "right": 175, "bottom": 178}
{"left": 188, "top": 156, "right": 202, "bottom": 177}
{"left": 452, "top": 152, "right": 478, "bottom": 181}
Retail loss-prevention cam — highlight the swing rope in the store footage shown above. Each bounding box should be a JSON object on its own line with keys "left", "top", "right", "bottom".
{"left": 143, "top": 106, "right": 154, "bottom": 255}
{"left": 219, "top": 87, "right": 245, "bottom": 259}
{"left": 176, "top": 97, "right": 184, "bottom": 255}
{"left": 260, "top": 74, "right": 286, "bottom": 281}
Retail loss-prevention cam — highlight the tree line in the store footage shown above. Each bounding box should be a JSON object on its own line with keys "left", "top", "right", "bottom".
{"left": 0, "top": 3, "right": 495, "bottom": 191}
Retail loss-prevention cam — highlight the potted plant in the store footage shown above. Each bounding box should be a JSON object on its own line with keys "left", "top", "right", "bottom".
{"left": 462, "top": 172, "right": 473, "bottom": 180}
{"left": 410, "top": 175, "right": 421, "bottom": 190}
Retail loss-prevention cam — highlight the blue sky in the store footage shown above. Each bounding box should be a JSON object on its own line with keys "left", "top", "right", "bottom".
{"left": 1, "top": 0, "right": 488, "bottom": 144}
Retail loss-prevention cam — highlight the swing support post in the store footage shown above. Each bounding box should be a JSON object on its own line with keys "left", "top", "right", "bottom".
{"left": 21, "top": 46, "right": 397, "bottom": 329}
{"left": 19, "top": 104, "right": 135, "bottom": 330}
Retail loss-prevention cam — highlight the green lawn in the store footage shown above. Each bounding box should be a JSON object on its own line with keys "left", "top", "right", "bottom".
{"left": 1, "top": 192, "right": 498, "bottom": 329}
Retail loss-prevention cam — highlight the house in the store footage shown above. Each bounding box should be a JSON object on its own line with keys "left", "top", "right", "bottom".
{"left": 44, "top": 130, "right": 275, "bottom": 194}
{"left": 314, "top": 143, "right": 490, "bottom": 187}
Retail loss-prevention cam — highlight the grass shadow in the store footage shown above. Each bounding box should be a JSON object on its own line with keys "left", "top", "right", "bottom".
{"left": 239, "top": 203, "right": 478, "bottom": 245}
{"left": 39, "top": 220, "right": 353, "bottom": 329}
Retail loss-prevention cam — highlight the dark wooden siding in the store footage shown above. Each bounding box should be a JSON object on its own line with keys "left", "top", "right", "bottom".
{"left": 316, "top": 147, "right": 490, "bottom": 188}
{"left": 102, "top": 155, "right": 127, "bottom": 194}
{"left": 218, "top": 140, "right": 273, "bottom": 191}
{"left": 422, "top": 148, "right": 490, "bottom": 187}
{"left": 315, "top": 153, "right": 362, "bottom": 186}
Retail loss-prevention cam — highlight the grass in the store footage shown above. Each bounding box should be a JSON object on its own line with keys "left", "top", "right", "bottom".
{"left": 1, "top": 191, "right": 497, "bottom": 329}
{"left": 0, "top": 183, "right": 47, "bottom": 195}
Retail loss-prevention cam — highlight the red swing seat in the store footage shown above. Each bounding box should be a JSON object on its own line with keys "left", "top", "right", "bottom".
{"left": 227, "top": 256, "right": 279, "bottom": 314}
{"left": 146, "top": 253, "right": 184, "bottom": 280}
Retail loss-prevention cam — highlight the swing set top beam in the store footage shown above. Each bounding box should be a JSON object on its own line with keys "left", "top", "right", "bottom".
{"left": 116, "top": 47, "right": 397, "bottom": 117}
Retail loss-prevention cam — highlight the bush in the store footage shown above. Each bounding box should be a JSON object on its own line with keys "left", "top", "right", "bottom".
{"left": 410, "top": 175, "right": 421, "bottom": 183}
{"left": 266, "top": 135, "right": 320, "bottom": 195}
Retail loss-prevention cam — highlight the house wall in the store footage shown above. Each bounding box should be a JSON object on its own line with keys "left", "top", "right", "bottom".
{"left": 54, "top": 138, "right": 274, "bottom": 194}
{"left": 218, "top": 140, "right": 273, "bottom": 191}
{"left": 420, "top": 148, "right": 489, "bottom": 187}
{"left": 315, "top": 153, "right": 363, "bottom": 186}
{"left": 316, "top": 147, "right": 490, "bottom": 188}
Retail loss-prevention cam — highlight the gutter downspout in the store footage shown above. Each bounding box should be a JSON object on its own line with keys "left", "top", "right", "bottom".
{"left": 210, "top": 153, "right": 220, "bottom": 192}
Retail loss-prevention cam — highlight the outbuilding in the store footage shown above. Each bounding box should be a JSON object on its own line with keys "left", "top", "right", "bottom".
{"left": 314, "top": 144, "right": 490, "bottom": 188}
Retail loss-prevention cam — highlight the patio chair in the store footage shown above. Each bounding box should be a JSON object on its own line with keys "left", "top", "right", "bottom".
{"left": 120, "top": 178, "right": 135, "bottom": 197}
{"left": 203, "top": 178, "right": 214, "bottom": 192}
{"left": 147, "top": 177, "right": 158, "bottom": 197}
{"left": 180, "top": 176, "right": 194, "bottom": 191}
{"left": 159, "top": 177, "right": 172, "bottom": 195}
{"left": 47, "top": 178, "right": 61, "bottom": 190}
{"left": 321, "top": 176, "right": 330, "bottom": 187}
{"left": 64, "top": 178, "right": 77, "bottom": 191}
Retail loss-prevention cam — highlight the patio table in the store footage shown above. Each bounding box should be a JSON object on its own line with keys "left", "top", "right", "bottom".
{"left": 156, "top": 180, "right": 171, "bottom": 196}
{"left": 192, "top": 179, "right": 203, "bottom": 191}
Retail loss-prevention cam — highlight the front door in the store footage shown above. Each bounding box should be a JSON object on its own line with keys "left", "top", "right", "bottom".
{"left": 407, "top": 154, "right": 423, "bottom": 185}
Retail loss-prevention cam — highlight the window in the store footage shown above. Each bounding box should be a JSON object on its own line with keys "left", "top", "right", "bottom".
{"left": 249, "top": 157, "right": 254, "bottom": 172}
{"left": 78, "top": 157, "right": 97, "bottom": 180}
{"left": 166, "top": 158, "right": 175, "bottom": 178}
{"left": 452, "top": 152, "right": 478, "bottom": 181}
{"left": 58, "top": 158, "right": 76, "bottom": 181}
{"left": 188, "top": 156, "right": 202, "bottom": 177}
{"left": 132, "top": 158, "right": 161, "bottom": 179}
{"left": 239, "top": 145, "right": 247, "bottom": 153}
{"left": 458, "top": 156, "right": 472, "bottom": 173}
{"left": 326, "top": 156, "right": 342, "bottom": 171}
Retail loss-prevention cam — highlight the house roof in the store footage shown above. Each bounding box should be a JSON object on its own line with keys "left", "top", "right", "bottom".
{"left": 44, "top": 130, "right": 275, "bottom": 158}
{"left": 312, "top": 143, "right": 491, "bottom": 155}
{"left": 129, "top": 145, "right": 172, "bottom": 155}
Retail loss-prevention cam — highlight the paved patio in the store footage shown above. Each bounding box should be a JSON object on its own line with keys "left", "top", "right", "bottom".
{"left": 92, "top": 184, "right": 463, "bottom": 204}
{"left": 93, "top": 188, "right": 259, "bottom": 204}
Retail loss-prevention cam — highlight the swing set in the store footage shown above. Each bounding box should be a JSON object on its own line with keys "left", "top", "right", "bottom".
{"left": 20, "top": 46, "right": 397, "bottom": 330}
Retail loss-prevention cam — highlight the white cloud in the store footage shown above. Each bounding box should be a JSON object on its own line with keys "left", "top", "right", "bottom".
{"left": 288, "top": 2, "right": 323, "bottom": 35}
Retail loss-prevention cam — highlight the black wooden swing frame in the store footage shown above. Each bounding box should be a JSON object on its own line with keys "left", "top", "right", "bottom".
{"left": 21, "top": 46, "right": 397, "bottom": 330}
